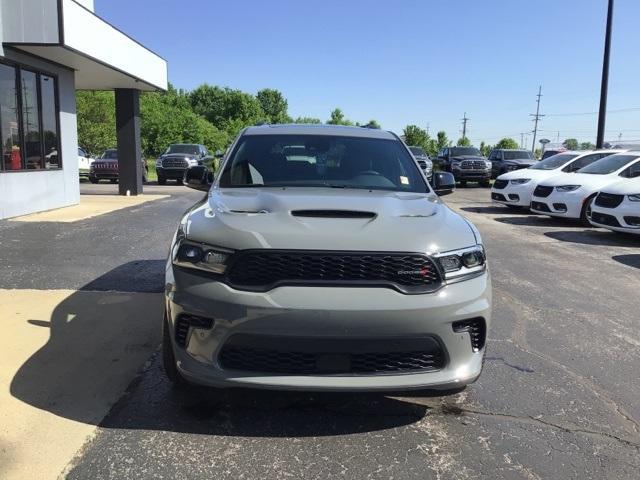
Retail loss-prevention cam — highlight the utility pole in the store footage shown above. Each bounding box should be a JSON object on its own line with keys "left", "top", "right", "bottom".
{"left": 618, "top": 132, "right": 622, "bottom": 142}
{"left": 557, "top": 131, "right": 560, "bottom": 142}
{"left": 530, "top": 86, "right": 544, "bottom": 155}
{"left": 597, "top": 0, "right": 614, "bottom": 148}
{"left": 461, "top": 113, "right": 469, "bottom": 140}
{"left": 520, "top": 133, "right": 525, "bottom": 148}
{"left": 426, "top": 123, "right": 430, "bottom": 135}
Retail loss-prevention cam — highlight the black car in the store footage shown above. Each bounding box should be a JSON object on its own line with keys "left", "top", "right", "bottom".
{"left": 156, "top": 144, "right": 211, "bottom": 185}
{"left": 488, "top": 149, "right": 535, "bottom": 178}
{"left": 435, "top": 146, "right": 491, "bottom": 187}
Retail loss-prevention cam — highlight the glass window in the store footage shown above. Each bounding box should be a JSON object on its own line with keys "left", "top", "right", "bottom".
{"left": 531, "top": 153, "right": 579, "bottom": 170}
{"left": 563, "top": 153, "right": 606, "bottom": 172}
{"left": 21, "top": 70, "right": 43, "bottom": 170}
{"left": 41, "top": 75, "right": 59, "bottom": 169}
{"left": 619, "top": 161, "right": 640, "bottom": 179}
{"left": 219, "top": 134, "right": 428, "bottom": 193}
{"left": 165, "top": 144, "right": 200, "bottom": 155}
{"left": 409, "top": 146, "right": 426, "bottom": 157}
{"left": 503, "top": 150, "right": 532, "bottom": 160}
{"left": 1, "top": 63, "right": 21, "bottom": 171}
{"left": 450, "top": 147, "right": 481, "bottom": 157}
{"left": 577, "top": 154, "right": 640, "bottom": 175}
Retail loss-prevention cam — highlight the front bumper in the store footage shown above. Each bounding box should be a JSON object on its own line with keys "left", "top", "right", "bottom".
{"left": 589, "top": 201, "right": 640, "bottom": 234}
{"left": 452, "top": 168, "right": 491, "bottom": 181}
{"left": 157, "top": 167, "right": 188, "bottom": 179}
{"left": 530, "top": 189, "right": 586, "bottom": 218}
{"left": 89, "top": 171, "right": 118, "bottom": 180}
{"left": 491, "top": 182, "right": 535, "bottom": 207}
{"left": 165, "top": 266, "right": 492, "bottom": 391}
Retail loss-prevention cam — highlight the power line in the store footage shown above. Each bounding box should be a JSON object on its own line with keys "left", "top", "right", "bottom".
{"left": 545, "top": 106, "right": 640, "bottom": 117}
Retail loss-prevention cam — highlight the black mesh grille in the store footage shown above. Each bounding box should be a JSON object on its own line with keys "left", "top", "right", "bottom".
{"left": 218, "top": 335, "right": 446, "bottom": 375}
{"left": 533, "top": 185, "right": 554, "bottom": 197}
{"left": 493, "top": 179, "right": 508, "bottom": 189}
{"left": 492, "top": 192, "right": 507, "bottom": 201}
{"left": 461, "top": 160, "right": 487, "bottom": 169}
{"left": 452, "top": 318, "right": 486, "bottom": 352}
{"left": 226, "top": 250, "right": 442, "bottom": 294}
{"left": 590, "top": 211, "right": 621, "bottom": 227}
{"left": 531, "top": 201, "right": 551, "bottom": 212}
{"left": 624, "top": 216, "right": 640, "bottom": 226}
{"left": 175, "top": 314, "right": 214, "bottom": 347}
{"left": 595, "top": 192, "right": 624, "bottom": 208}
{"left": 162, "top": 157, "right": 188, "bottom": 168}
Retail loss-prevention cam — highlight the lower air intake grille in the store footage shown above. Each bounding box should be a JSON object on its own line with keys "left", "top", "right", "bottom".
{"left": 225, "top": 250, "right": 442, "bottom": 294}
{"left": 175, "top": 314, "right": 214, "bottom": 347}
{"left": 590, "top": 211, "right": 621, "bottom": 227}
{"left": 218, "top": 335, "right": 446, "bottom": 375}
{"left": 452, "top": 318, "right": 486, "bottom": 352}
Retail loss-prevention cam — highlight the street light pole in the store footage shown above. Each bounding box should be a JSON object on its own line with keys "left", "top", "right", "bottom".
{"left": 596, "top": 0, "right": 614, "bottom": 148}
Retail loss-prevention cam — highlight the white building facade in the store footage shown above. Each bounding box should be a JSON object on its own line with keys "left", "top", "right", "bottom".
{"left": 0, "top": 0, "right": 167, "bottom": 219}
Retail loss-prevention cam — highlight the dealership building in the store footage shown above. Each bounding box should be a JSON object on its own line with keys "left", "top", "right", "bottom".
{"left": 0, "top": 0, "right": 167, "bottom": 219}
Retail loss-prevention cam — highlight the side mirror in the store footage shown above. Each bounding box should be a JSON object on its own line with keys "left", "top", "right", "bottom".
{"left": 184, "top": 165, "right": 213, "bottom": 192}
{"left": 432, "top": 171, "right": 456, "bottom": 196}
{"left": 214, "top": 150, "right": 224, "bottom": 158}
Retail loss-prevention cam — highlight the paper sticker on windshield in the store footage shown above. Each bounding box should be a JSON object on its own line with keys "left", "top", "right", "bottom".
{"left": 400, "top": 176, "right": 409, "bottom": 185}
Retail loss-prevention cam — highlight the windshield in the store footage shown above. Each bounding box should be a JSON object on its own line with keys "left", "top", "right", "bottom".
{"left": 450, "top": 147, "right": 481, "bottom": 157}
{"left": 409, "top": 146, "right": 427, "bottom": 157}
{"left": 503, "top": 151, "right": 532, "bottom": 160}
{"left": 219, "top": 134, "right": 428, "bottom": 193}
{"left": 166, "top": 144, "right": 200, "bottom": 155}
{"left": 530, "top": 153, "right": 579, "bottom": 170}
{"left": 577, "top": 154, "right": 640, "bottom": 175}
{"left": 101, "top": 150, "right": 117, "bottom": 159}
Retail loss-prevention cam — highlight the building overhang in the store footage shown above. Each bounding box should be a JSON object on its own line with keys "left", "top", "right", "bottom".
{"left": 1, "top": 0, "right": 167, "bottom": 91}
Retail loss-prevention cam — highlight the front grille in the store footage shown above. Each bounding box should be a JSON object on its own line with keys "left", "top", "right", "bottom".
{"left": 590, "top": 211, "right": 621, "bottom": 227}
{"left": 94, "top": 163, "right": 117, "bottom": 170}
{"left": 218, "top": 335, "right": 446, "bottom": 375}
{"left": 461, "top": 160, "right": 487, "bottom": 170}
{"left": 531, "top": 201, "right": 551, "bottom": 212}
{"left": 533, "top": 185, "right": 553, "bottom": 197}
{"left": 595, "top": 192, "right": 624, "bottom": 209}
{"left": 162, "top": 158, "right": 188, "bottom": 169}
{"left": 492, "top": 192, "right": 507, "bottom": 201}
{"left": 452, "top": 318, "right": 486, "bottom": 352}
{"left": 175, "top": 314, "right": 214, "bottom": 347}
{"left": 225, "top": 250, "right": 442, "bottom": 294}
{"left": 493, "top": 179, "right": 508, "bottom": 189}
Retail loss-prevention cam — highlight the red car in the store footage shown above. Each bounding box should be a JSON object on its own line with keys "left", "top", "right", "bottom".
{"left": 89, "top": 148, "right": 148, "bottom": 183}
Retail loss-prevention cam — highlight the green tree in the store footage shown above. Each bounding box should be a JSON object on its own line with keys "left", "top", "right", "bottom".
{"left": 362, "top": 119, "right": 381, "bottom": 129}
{"left": 479, "top": 141, "right": 493, "bottom": 157}
{"left": 327, "top": 108, "right": 353, "bottom": 126}
{"left": 495, "top": 137, "right": 520, "bottom": 149}
{"left": 456, "top": 136, "right": 471, "bottom": 146}
{"left": 580, "top": 141, "right": 596, "bottom": 150}
{"left": 256, "top": 88, "right": 289, "bottom": 124}
{"left": 563, "top": 138, "right": 579, "bottom": 150}
{"left": 403, "top": 125, "right": 429, "bottom": 147}
{"left": 293, "top": 116, "right": 322, "bottom": 124}
{"left": 436, "top": 131, "right": 449, "bottom": 150}
{"left": 76, "top": 91, "right": 116, "bottom": 156}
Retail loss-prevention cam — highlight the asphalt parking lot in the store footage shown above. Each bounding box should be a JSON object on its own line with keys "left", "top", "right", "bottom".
{"left": 2, "top": 183, "right": 640, "bottom": 479}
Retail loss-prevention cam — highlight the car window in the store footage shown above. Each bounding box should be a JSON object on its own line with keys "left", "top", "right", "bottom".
{"left": 531, "top": 153, "right": 579, "bottom": 170}
{"left": 577, "top": 154, "right": 640, "bottom": 175}
{"left": 619, "top": 160, "right": 640, "bottom": 178}
{"left": 450, "top": 147, "right": 481, "bottom": 156}
{"left": 219, "top": 134, "right": 428, "bottom": 193}
{"left": 78, "top": 148, "right": 85, "bottom": 157}
{"left": 102, "top": 150, "right": 118, "bottom": 159}
{"left": 409, "top": 147, "right": 426, "bottom": 157}
{"left": 503, "top": 151, "right": 532, "bottom": 160}
{"left": 563, "top": 153, "right": 606, "bottom": 172}
{"left": 166, "top": 144, "right": 200, "bottom": 155}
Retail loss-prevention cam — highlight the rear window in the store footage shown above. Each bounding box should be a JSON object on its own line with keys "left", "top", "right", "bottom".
{"left": 577, "top": 154, "right": 640, "bottom": 175}
{"left": 503, "top": 151, "right": 532, "bottom": 160}
{"left": 219, "top": 134, "right": 428, "bottom": 193}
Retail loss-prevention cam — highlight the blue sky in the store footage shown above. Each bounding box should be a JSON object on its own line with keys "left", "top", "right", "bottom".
{"left": 97, "top": 0, "right": 640, "bottom": 146}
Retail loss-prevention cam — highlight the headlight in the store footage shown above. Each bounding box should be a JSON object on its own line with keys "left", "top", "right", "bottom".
{"left": 555, "top": 185, "right": 581, "bottom": 192}
{"left": 510, "top": 178, "right": 531, "bottom": 185}
{"left": 172, "top": 239, "right": 234, "bottom": 274}
{"left": 155, "top": 159, "right": 162, "bottom": 167}
{"left": 434, "top": 246, "right": 486, "bottom": 281}
{"left": 505, "top": 164, "right": 519, "bottom": 171}
{"left": 484, "top": 161, "right": 492, "bottom": 169}
{"left": 628, "top": 194, "right": 640, "bottom": 202}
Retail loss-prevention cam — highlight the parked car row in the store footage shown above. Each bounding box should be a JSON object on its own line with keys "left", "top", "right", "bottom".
{"left": 491, "top": 150, "right": 640, "bottom": 234}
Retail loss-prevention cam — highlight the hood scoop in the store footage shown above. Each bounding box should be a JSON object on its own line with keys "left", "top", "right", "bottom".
{"left": 291, "top": 209, "right": 376, "bottom": 219}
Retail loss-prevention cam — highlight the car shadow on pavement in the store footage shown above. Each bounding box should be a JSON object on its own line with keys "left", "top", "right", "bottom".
{"left": 544, "top": 230, "right": 640, "bottom": 247}
{"left": 460, "top": 206, "right": 524, "bottom": 215}
{"left": 10, "top": 261, "right": 428, "bottom": 437}
{"left": 494, "top": 216, "right": 579, "bottom": 228}
{"left": 612, "top": 254, "right": 640, "bottom": 269}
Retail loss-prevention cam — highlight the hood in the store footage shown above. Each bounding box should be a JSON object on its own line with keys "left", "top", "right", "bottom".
{"left": 502, "top": 158, "right": 535, "bottom": 165}
{"left": 164, "top": 153, "right": 197, "bottom": 159}
{"left": 539, "top": 172, "right": 622, "bottom": 189}
{"left": 452, "top": 155, "right": 485, "bottom": 161}
{"left": 497, "top": 168, "right": 551, "bottom": 181}
{"left": 599, "top": 178, "right": 640, "bottom": 195}
{"left": 183, "top": 187, "right": 478, "bottom": 253}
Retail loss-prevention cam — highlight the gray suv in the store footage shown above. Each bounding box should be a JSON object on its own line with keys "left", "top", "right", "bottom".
{"left": 163, "top": 124, "right": 492, "bottom": 392}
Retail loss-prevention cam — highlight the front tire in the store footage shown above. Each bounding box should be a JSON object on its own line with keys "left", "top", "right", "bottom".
{"left": 162, "top": 312, "right": 191, "bottom": 388}
{"left": 157, "top": 176, "right": 166, "bottom": 185}
{"left": 580, "top": 196, "right": 596, "bottom": 226}
{"left": 89, "top": 177, "right": 99, "bottom": 184}
{"left": 480, "top": 179, "right": 491, "bottom": 188}
{"left": 459, "top": 180, "right": 467, "bottom": 187}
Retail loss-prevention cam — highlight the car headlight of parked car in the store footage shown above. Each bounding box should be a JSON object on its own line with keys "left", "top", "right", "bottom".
{"left": 505, "top": 163, "right": 519, "bottom": 171}
{"left": 156, "top": 158, "right": 163, "bottom": 167}
{"left": 484, "top": 161, "right": 492, "bottom": 169}
{"left": 434, "top": 245, "right": 486, "bottom": 281}
{"left": 555, "top": 185, "right": 581, "bottom": 192}
{"left": 628, "top": 194, "right": 640, "bottom": 202}
{"left": 172, "top": 239, "right": 234, "bottom": 274}
{"left": 510, "top": 178, "right": 531, "bottom": 185}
